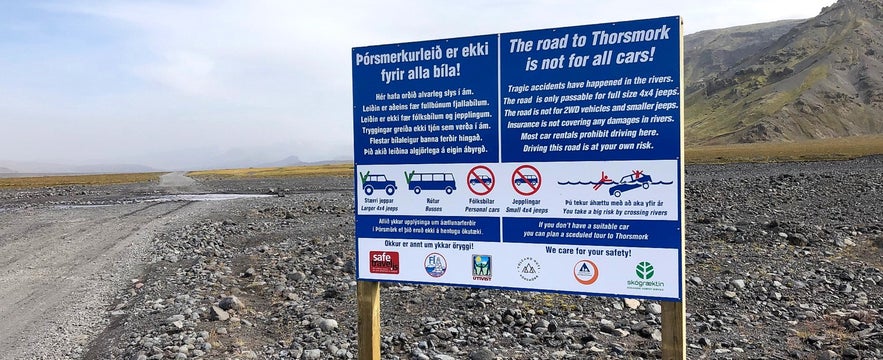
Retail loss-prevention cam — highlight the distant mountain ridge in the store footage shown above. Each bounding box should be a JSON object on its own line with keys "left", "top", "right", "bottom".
{"left": 685, "top": 0, "right": 883, "bottom": 144}
{"left": 255, "top": 155, "right": 349, "bottom": 168}
{"left": 0, "top": 161, "right": 158, "bottom": 174}
{"left": 0, "top": 153, "right": 349, "bottom": 175}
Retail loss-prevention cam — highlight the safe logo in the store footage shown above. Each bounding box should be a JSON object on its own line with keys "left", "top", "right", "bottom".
{"left": 635, "top": 261, "right": 654, "bottom": 279}
{"left": 424, "top": 253, "right": 447, "bottom": 278}
{"left": 517, "top": 257, "right": 540, "bottom": 281}
{"left": 573, "top": 260, "right": 599, "bottom": 285}
{"left": 472, "top": 255, "right": 491, "bottom": 281}
{"left": 369, "top": 251, "right": 399, "bottom": 274}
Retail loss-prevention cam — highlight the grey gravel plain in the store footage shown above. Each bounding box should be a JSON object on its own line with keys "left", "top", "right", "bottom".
{"left": 1, "top": 157, "right": 881, "bottom": 359}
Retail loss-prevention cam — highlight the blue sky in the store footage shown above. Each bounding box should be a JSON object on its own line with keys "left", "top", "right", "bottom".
{"left": 0, "top": 0, "right": 837, "bottom": 170}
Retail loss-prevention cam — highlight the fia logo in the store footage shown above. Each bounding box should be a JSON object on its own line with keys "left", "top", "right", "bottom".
{"left": 424, "top": 253, "right": 447, "bottom": 277}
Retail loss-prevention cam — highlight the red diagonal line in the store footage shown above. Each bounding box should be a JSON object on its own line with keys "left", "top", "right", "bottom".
{"left": 516, "top": 170, "right": 539, "bottom": 193}
{"left": 480, "top": 178, "right": 491, "bottom": 190}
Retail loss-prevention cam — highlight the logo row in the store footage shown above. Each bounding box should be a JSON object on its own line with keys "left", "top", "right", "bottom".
{"left": 368, "top": 251, "right": 645, "bottom": 286}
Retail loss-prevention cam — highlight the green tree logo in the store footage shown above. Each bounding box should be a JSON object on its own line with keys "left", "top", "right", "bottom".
{"left": 635, "top": 262, "right": 654, "bottom": 280}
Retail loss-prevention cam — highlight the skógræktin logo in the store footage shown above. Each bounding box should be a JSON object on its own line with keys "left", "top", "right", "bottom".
{"left": 573, "top": 260, "right": 599, "bottom": 285}
{"left": 626, "top": 261, "right": 665, "bottom": 291}
{"left": 424, "top": 253, "right": 447, "bottom": 277}
{"left": 369, "top": 251, "right": 399, "bottom": 274}
{"left": 517, "top": 257, "right": 540, "bottom": 281}
{"left": 472, "top": 255, "right": 491, "bottom": 281}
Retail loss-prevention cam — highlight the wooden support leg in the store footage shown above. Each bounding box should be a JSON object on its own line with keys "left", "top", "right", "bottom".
{"left": 358, "top": 281, "right": 381, "bottom": 360}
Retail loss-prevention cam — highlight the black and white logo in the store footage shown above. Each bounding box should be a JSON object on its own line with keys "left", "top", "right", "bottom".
{"left": 517, "top": 257, "right": 540, "bottom": 281}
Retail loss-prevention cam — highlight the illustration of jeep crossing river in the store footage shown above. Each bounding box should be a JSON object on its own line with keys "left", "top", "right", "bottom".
{"left": 609, "top": 172, "right": 652, "bottom": 197}
{"left": 558, "top": 170, "right": 672, "bottom": 197}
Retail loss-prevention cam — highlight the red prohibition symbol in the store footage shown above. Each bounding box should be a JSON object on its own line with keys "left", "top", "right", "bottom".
{"left": 466, "top": 165, "right": 495, "bottom": 196}
{"left": 512, "top": 164, "right": 541, "bottom": 196}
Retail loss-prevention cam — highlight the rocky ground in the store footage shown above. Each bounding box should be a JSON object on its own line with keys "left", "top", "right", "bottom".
{"left": 1, "top": 157, "right": 881, "bottom": 359}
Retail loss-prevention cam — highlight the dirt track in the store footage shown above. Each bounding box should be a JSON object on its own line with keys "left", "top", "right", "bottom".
{"left": 0, "top": 173, "right": 283, "bottom": 359}
{"left": 0, "top": 200, "right": 196, "bottom": 358}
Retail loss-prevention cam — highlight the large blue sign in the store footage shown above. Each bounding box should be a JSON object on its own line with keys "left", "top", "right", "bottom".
{"left": 353, "top": 16, "right": 684, "bottom": 301}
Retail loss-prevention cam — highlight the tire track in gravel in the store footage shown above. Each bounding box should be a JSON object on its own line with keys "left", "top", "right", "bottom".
{"left": 0, "top": 202, "right": 171, "bottom": 272}
{"left": 0, "top": 200, "right": 203, "bottom": 360}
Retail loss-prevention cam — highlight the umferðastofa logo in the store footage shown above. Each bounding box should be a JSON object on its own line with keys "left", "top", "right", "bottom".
{"left": 626, "top": 261, "right": 665, "bottom": 291}
{"left": 472, "top": 255, "right": 491, "bottom": 281}
{"left": 573, "top": 260, "right": 599, "bottom": 285}
{"left": 368, "top": 251, "right": 399, "bottom": 274}
{"left": 516, "top": 257, "right": 540, "bottom": 281}
{"left": 424, "top": 252, "right": 447, "bottom": 277}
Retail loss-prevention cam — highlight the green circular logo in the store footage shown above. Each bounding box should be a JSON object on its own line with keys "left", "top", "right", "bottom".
{"left": 635, "top": 261, "right": 655, "bottom": 280}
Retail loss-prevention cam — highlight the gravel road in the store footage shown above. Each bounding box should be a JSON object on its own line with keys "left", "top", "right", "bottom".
{"left": 0, "top": 173, "right": 287, "bottom": 359}
{"left": 0, "top": 201, "right": 192, "bottom": 358}
{"left": 159, "top": 172, "right": 198, "bottom": 188}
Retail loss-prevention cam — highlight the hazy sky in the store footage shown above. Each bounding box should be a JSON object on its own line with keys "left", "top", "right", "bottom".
{"left": 0, "top": 0, "right": 836, "bottom": 169}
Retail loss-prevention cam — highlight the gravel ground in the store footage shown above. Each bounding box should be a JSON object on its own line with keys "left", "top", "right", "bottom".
{"left": 1, "top": 158, "right": 881, "bottom": 359}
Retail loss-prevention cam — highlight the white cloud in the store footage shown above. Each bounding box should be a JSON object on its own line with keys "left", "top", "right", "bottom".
{"left": 137, "top": 51, "right": 219, "bottom": 97}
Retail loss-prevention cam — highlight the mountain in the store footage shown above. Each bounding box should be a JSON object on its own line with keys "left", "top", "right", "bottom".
{"left": 69, "top": 164, "right": 158, "bottom": 173}
{"left": 257, "top": 155, "right": 306, "bottom": 168}
{"left": 684, "top": 0, "right": 883, "bottom": 145}
{"left": 0, "top": 160, "right": 157, "bottom": 174}
{"left": 685, "top": 19, "right": 804, "bottom": 91}
{"left": 0, "top": 147, "right": 345, "bottom": 174}
{"left": 199, "top": 149, "right": 305, "bottom": 170}
{"left": 256, "top": 155, "right": 353, "bottom": 168}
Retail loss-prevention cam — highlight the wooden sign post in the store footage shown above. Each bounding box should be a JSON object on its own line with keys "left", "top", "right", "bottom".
{"left": 662, "top": 301, "right": 686, "bottom": 359}
{"left": 357, "top": 281, "right": 381, "bottom": 360}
